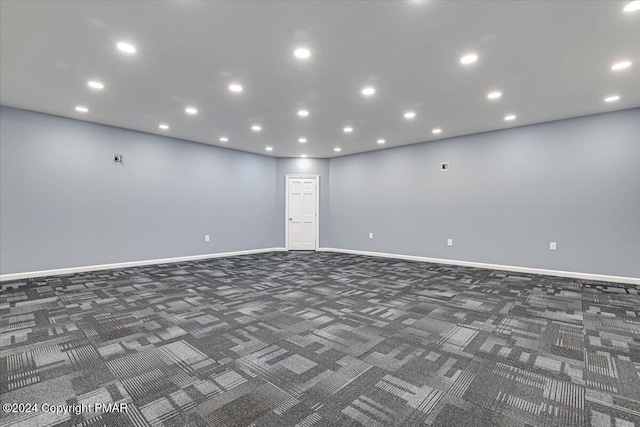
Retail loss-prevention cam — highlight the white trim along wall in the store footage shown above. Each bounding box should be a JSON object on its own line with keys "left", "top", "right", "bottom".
{"left": 318, "top": 248, "right": 640, "bottom": 285}
{"left": 0, "top": 248, "right": 287, "bottom": 282}
{"left": 3, "top": 246, "right": 637, "bottom": 285}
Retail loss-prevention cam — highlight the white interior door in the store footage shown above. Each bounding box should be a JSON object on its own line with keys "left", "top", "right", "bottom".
{"left": 287, "top": 176, "right": 317, "bottom": 250}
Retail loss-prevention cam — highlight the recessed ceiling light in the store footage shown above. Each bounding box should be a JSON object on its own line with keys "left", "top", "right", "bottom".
{"left": 432, "top": 128, "right": 442, "bottom": 134}
{"left": 487, "top": 91, "right": 502, "bottom": 100}
{"left": 377, "top": 139, "right": 386, "bottom": 144}
{"left": 228, "top": 83, "right": 243, "bottom": 93}
{"left": 343, "top": 127, "right": 353, "bottom": 133}
{"left": 604, "top": 95, "right": 621, "bottom": 103}
{"left": 116, "top": 42, "right": 136, "bottom": 54}
{"left": 301, "top": 154, "right": 308, "bottom": 158}
{"left": 185, "top": 107, "right": 198, "bottom": 115}
{"left": 87, "top": 81, "right": 104, "bottom": 90}
{"left": 334, "top": 147, "right": 342, "bottom": 152}
{"left": 75, "top": 106, "right": 88, "bottom": 113}
{"left": 504, "top": 114, "right": 517, "bottom": 121}
{"left": 611, "top": 61, "right": 632, "bottom": 71}
{"left": 265, "top": 146, "right": 273, "bottom": 151}
{"left": 298, "top": 138, "right": 307, "bottom": 143}
{"left": 298, "top": 110, "right": 309, "bottom": 117}
{"left": 404, "top": 111, "right": 416, "bottom": 119}
{"left": 219, "top": 137, "right": 228, "bottom": 142}
{"left": 294, "top": 47, "right": 311, "bottom": 59}
{"left": 623, "top": 1, "right": 640, "bottom": 12}
{"left": 460, "top": 53, "right": 478, "bottom": 65}
{"left": 362, "top": 87, "right": 376, "bottom": 96}
{"left": 158, "top": 124, "right": 169, "bottom": 130}
{"left": 252, "top": 125, "right": 262, "bottom": 132}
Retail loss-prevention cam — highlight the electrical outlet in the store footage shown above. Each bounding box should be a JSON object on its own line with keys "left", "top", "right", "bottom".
{"left": 205, "top": 235, "right": 210, "bottom": 242}
{"left": 441, "top": 162, "right": 449, "bottom": 171}
{"left": 447, "top": 239, "right": 453, "bottom": 247}
{"left": 369, "top": 232, "right": 374, "bottom": 239}
{"left": 114, "top": 154, "right": 123, "bottom": 165}
{"left": 550, "top": 241, "right": 556, "bottom": 251}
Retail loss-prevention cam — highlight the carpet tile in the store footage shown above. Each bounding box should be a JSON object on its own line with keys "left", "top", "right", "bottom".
{"left": 1, "top": 252, "right": 639, "bottom": 426}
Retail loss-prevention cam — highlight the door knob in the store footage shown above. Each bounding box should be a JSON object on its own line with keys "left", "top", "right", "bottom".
{"left": 289, "top": 217, "right": 293, "bottom": 221}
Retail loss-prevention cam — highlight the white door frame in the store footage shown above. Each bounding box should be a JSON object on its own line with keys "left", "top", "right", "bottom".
{"left": 285, "top": 174, "right": 320, "bottom": 250}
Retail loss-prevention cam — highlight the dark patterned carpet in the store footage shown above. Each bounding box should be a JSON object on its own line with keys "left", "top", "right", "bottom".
{"left": 1, "top": 252, "right": 639, "bottom": 427}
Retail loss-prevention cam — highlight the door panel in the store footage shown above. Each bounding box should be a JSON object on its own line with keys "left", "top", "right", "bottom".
{"left": 288, "top": 177, "right": 317, "bottom": 250}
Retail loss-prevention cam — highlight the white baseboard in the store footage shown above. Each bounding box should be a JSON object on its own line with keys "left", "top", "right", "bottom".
{"left": 4, "top": 247, "right": 637, "bottom": 285}
{"left": 0, "top": 247, "right": 288, "bottom": 282}
{"left": 318, "top": 248, "right": 640, "bottom": 285}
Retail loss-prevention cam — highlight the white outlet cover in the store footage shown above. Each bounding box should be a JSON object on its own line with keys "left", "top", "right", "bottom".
{"left": 369, "top": 232, "right": 374, "bottom": 239}
{"left": 205, "top": 235, "right": 210, "bottom": 242}
{"left": 447, "top": 239, "right": 453, "bottom": 246}
{"left": 550, "top": 242, "right": 556, "bottom": 251}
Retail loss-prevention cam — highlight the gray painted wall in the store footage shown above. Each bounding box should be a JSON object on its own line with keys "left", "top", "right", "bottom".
{"left": 0, "top": 106, "right": 279, "bottom": 274}
{"left": 275, "top": 158, "right": 330, "bottom": 247}
{"left": 2, "top": 106, "right": 638, "bottom": 278}
{"left": 328, "top": 108, "right": 640, "bottom": 278}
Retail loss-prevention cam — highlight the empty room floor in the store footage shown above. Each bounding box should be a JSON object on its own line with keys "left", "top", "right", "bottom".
{"left": 1, "top": 252, "right": 639, "bottom": 427}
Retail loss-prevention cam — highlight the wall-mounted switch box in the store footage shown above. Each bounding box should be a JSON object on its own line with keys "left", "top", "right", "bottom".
{"left": 205, "top": 235, "right": 210, "bottom": 242}
{"left": 441, "top": 162, "right": 449, "bottom": 171}
{"left": 550, "top": 242, "right": 556, "bottom": 251}
{"left": 447, "top": 239, "right": 453, "bottom": 247}
{"left": 369, "top": 232, "right": 374, "bottom": 239}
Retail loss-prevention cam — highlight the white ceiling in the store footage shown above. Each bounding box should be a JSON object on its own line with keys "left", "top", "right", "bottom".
{"left": 1, "top": 0, "right": 639, "bottom": 158}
